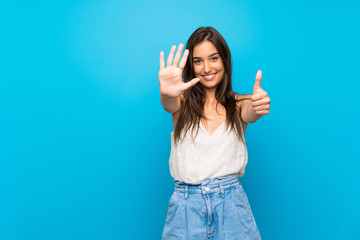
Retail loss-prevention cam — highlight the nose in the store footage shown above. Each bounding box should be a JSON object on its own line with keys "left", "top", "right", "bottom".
{"left": 203, "top": 60, "right": 211, "bottom": 74}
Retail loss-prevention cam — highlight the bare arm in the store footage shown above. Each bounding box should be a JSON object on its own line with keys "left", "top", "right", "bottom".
{"left": 160, "top": 94, "right": 182, "bottom": 113}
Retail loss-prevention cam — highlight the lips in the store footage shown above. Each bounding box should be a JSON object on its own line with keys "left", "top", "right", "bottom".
{"left": 203, "top": 73, "right": 217, "bottom": 81}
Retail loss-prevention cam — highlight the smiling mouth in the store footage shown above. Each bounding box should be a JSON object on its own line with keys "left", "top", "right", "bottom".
{"left": 202, "top": 73, "right": 217, "bottom": 81}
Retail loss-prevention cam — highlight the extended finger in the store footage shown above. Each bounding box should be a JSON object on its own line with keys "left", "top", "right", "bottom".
{"left": 254, "top": 70, "right": 262, "bottom": 89}
{"left": 182, "top": 77, "right": 200, "bottom": 91}
{"left": 178, "top": 49, "right": 189, "bottom": 69}
{"left": 173, "top": 43, "right": 184, "bottom": 67}
{"left": 160, "top": 51, "right": 165, "bottom": 70}
{"left": 167, "top": 45, "right": 176, "bottom": 67}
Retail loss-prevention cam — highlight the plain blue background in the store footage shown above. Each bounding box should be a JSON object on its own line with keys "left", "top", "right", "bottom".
{"left": 1, "top": 0, "right": 359, "bottom": 239}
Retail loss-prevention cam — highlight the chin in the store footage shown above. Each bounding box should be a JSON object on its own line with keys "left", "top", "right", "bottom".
{"left": 200, "top": 81, "right": 219, "bottom": 89}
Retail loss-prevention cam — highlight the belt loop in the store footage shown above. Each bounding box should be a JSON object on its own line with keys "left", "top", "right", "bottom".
{"left": 219, "top": 184, "right": 224, "bottom": 198}
{"left": 185, "top": 186, "right": 188, "bottom": 200}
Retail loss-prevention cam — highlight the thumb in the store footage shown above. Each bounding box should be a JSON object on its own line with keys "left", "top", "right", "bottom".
{"left": 253, "top": 70, "right": 262, "bottom": 93}
{"left": 182, "top": 78, "right": 200, "bottom": 91}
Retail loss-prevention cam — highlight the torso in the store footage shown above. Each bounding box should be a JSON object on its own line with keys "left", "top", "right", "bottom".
{"left": 169, "top": 94, "right": 250, "bottom": 183}
{"left": 172, "top": 94, "right": 248, "bottom": 135}
{"left": 200, "top": 100, "right": 227, "bottom": 136}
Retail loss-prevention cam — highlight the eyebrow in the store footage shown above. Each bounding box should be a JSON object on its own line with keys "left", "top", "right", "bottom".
{"left": 192, "top": 52, "right": 219, "bottom": 60}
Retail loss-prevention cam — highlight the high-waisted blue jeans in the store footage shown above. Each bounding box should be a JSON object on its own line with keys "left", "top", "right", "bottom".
{"left": 162, "top": 174, "right": 261, "bottom": 240}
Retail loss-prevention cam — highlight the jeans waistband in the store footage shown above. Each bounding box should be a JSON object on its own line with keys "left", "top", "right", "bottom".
{"left": 174, "top": 174, "right": 241, "bottom": 194}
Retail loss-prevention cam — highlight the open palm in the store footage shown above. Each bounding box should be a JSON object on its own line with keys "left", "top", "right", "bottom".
{"left": 159, "top": 44, "right": 200, "bottom": 97}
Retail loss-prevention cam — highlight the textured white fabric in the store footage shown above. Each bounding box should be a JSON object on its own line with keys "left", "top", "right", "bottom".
{"left": 169, "top": 120, "right": 248, "bottom": 183}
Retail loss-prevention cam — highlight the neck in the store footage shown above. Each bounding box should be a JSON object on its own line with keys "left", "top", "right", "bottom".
{"left": 205, "top": 88, "right": 216, "bottom": 102}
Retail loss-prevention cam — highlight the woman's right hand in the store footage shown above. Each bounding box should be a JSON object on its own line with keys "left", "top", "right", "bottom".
{"left": 159, "top": 43, "right": 200, "bottom": 98}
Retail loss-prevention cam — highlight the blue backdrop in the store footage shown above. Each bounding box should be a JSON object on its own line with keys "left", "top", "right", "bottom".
{"left": 1, "top": 0, "right": 359, "bottom": 239}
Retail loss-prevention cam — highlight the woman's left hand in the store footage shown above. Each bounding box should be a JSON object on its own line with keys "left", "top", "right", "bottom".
{"left": 251, "top": 70, "right": 271, "bottom": 116}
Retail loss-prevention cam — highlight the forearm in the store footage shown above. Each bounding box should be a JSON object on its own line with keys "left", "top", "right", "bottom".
{"left": 160, "top": 94, "right": 181, "bottom": 113}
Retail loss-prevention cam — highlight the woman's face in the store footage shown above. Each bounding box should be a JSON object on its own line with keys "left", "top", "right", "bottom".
{"left": 192, "top": 40, "right": 224, "bottom": 90}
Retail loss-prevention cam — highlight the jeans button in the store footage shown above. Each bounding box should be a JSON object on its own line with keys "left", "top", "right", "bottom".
{"left": 205, "top": 187, "right": 210, "bottom": 192}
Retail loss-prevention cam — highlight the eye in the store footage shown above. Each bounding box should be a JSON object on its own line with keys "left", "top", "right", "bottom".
{"left": 211, "top": 57, "right": 218, "bottom": 61}
{"left": 194, "top": 59, "right": 201, "bottom": 64}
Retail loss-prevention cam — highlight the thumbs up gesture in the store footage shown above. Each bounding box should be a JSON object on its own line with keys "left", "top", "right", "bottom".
{"left": 251, "top": 70, "right": 271, "bottom": 115}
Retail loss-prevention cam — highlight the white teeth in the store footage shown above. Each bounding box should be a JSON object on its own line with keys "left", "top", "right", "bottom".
{"left": 204, "top": 73, "right": 216, "bottom": 80}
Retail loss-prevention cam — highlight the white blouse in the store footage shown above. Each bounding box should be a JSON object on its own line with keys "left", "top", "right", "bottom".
{"left": 169, "top": 119, "right": 248, "bottom": 183}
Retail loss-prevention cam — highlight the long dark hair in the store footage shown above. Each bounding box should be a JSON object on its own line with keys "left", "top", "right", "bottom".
{"left": 174, "top": 26, "right": 249, "bottom": 143}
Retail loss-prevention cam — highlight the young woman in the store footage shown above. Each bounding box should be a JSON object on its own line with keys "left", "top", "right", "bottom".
{"left": 158, "top": 26, "right": 270, "bottom": 240}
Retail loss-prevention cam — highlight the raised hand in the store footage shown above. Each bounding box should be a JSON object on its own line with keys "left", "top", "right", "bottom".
{"left": 251, "top": 70, "right": 271, "bottom": 115}
{"left": 159, "top": 43, "right": 200, "bottom": 97}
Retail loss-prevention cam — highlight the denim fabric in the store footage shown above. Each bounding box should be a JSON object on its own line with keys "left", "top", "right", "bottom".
{"left": 162, "top": 174, "right": 261, "bottom": 240}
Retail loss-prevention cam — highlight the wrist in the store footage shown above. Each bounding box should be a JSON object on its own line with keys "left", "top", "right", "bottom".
{"left": 160, "top": 90, "right": 181, "bottom": 99}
